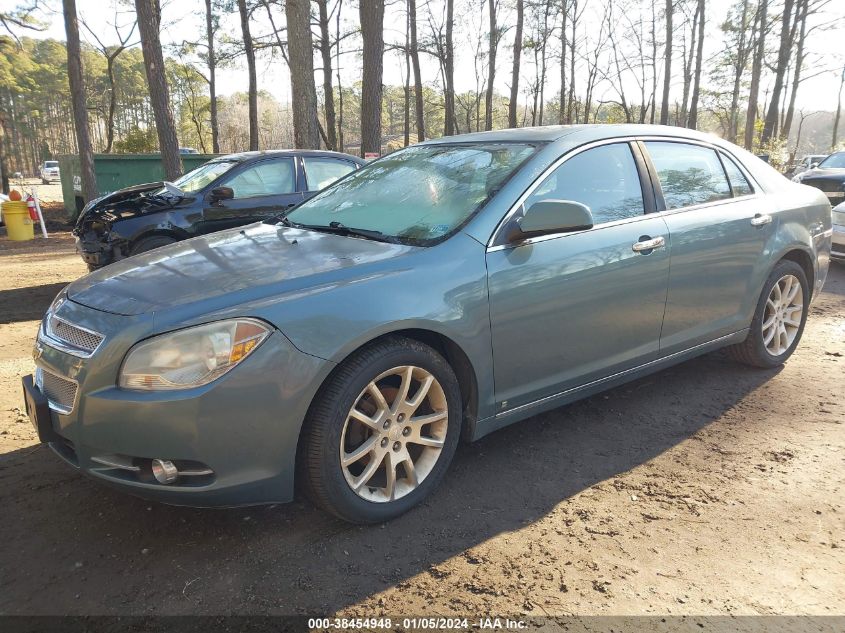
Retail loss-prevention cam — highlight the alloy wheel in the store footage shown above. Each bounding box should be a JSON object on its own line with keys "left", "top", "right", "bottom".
{"left": 762, "top": 274, "right": 803, "bottom": 356}
{"left": 340, "top": 365, "right": 448, "bottom": 503}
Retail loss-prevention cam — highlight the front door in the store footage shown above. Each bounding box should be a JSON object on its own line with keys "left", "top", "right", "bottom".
{"left": 486, "top": 142, "right": 671, "bottom": 411}
{"left": 202, "top": 157, "right": 304, "bottom": 233}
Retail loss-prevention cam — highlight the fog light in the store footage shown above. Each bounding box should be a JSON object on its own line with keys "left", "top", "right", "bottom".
{"left": 151, "top": 459, "right": 178, "bottom": 484}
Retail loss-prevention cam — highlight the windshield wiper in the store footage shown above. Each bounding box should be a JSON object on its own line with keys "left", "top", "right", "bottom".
{"left": 279, "top": 218, "right": 399, "bottom": 243}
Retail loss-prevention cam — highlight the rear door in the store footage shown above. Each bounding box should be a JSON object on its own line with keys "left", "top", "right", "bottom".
{"left": 486, "top": 142, "right": 671, "bottom": 410}
{"left": 301, "top": 156, "right": 358, "bottom": 200}
{"left": 202, "top": 157, "right": 304, "bottom": 232}
{"left": 641, "top": 141, "right": 772, "bottom": 354}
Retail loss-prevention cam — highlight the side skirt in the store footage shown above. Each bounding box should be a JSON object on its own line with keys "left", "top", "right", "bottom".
{"left": 470, "top": 329, "right": 749, "bottom": 441}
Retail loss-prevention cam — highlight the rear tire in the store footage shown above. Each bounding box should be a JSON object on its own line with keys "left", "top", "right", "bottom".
{"left": 129, "top": 235, "right": 177, "bottom": 256}
{"left": 299, "top": 336, "right": 462, "bottom": 523}
{"left": 727, "top": 259, "right": 809, "bottom": 368}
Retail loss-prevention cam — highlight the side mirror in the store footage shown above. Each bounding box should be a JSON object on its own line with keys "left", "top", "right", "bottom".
{"left": 507, "top": 199, "right": 594, "bottom": 242}
{"left": 209, "top": 186, "right": 234, "bottom": 203}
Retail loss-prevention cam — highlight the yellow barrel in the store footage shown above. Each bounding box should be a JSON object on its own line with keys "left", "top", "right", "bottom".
{"left": 2, "top": 201, "right": 34, "bottom": 241}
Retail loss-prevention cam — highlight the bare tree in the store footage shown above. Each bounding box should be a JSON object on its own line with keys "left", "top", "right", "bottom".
{"left": 81, "top": 5, "right": 137, "bottom": 153}
{"left": 444, "top": 0, "right": 455, "bottom": 135}
{"left": 408, "top": 0, "right": 425, "bottom": 140}
{"left": 316, "top": 0, "right": 338, "bottom": 150}
{"left": 745, "top": 0, "right": 768, "bottom": 149}
{"left": 484, "top": 0, "right": 498, "bottom": 131}
{"left": 727, "top": 0, "right": 751, "bottom": 142}
{"left": 659, "top": 0, "right": 672, "bottom": 125}
{"left": 63, "top": 0, "right": 97, "bottom": 201}
{"left": 687, "top": 0, "right": 704, "bottom": 129}
{"left": 286, "top": 0, "right": 320, "bottom": 149}
{"left": 360, "top": 0, "right": 385, "bottom": 155}
{"left": 761, "top": 0, "right": 795, "bottom": 144}
{"left": 237, "top": 0, "right": 258, "bottom": 150}
{"left": 134, "top": 0, "right": 182, "bottom": 179}
{"left": 508, "top": 0, "right": 523, "bottom": 128}
{"left": 833, "top": 66, "right": 845, "bottom": 150}
{"left": 205, "top": 0, "right": 219, "bottom": 153}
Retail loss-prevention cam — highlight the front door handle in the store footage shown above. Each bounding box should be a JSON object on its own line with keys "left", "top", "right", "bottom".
{"left": 632, "top": 236, "right": 666, "bottom": 253}
{"left": 751, "top": 213, "right": 772, "bottom": 227}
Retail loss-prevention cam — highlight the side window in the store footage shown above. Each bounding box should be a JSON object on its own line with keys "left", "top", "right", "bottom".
{"left": 223, "top": 159, "right": 295, "bottom": 198}
{"left": 525, "top": 143, "right": 645, "bottom": 224}
{"left": 303, "top": 157, "right": 356, "bottom": 191}
{"left": 644, "top": 142, "right": 732, "bottom": 209}
{"left": 720, "top": 154, "right": 754, "bottom": 197}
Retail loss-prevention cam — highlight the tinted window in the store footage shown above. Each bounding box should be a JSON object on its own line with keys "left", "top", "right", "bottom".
{"left": 818, "top": 152, "right": 845, "bottom": 169}
{"left": 721, "top": 154, "right": 753, "bottom": 196}
{"left": 525, "top": 143, "right": 644, "bottom": 224}
{"left": 304, "top": 157, "right": 356, "bottom": 190}
{"left": 224, "top": 159, "right": 295, "bottom": 198}
{"left": 646, "top": 142, "right": 731, "bottom": 209}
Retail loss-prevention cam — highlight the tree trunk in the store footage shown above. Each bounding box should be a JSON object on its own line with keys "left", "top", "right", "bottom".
{"left": 728, "top": 0, "right": 750, "bottom": 143}
{"left": 336, "top": 0, "right": 345, "bottom": 151}
{"left": 508, "top": 0, "right": 523, "bottom": 128}
{"left": 444, "top": 0, "right": 455, "bottom": 136}
{"left": 659, "top": 0, "right": 672, "bottom": 125}
{"left": 408, "top": 0, "right": 425, "bottom": 141}
{"left": 484, "top": 0, "right": 497, "bottom": 131}
{"left": 782, "top": 0, "right": 807, "bottom": 140}
{"left": 833, "top": 67, "right": 845, "bottom": 151}
{"left": 64, "top": 0, "right": 98, "bottom": 201}
{"left": 558, "top": 0, "right": 567, "bottom": 124}
{"left": 761, "top": 0, "right": 794, "bottom": 145}
{"left": 238, "top": 0, "right": 259, "bottom": 150}
{"left": 205, "top": 0, "right": 219, "bottom": 153}
{"left": 135, "top": 0, "right": 182, "bottom": 179}
{"left": 745, "top": 0, "right": 768, "bottom": 150}
{"left": 317, "top": 0, "right": 337, "bottom": 150}
{"left": 287, "top": 0, "right": 321, "bottom": 149}
{"left": 687, "top": 0, "right": 704, "bottom": 129}
{"left": 105, "top": 54, "right": 118, "bottom": 152}
{"left": 360, "top": 0, "right": 384, "bottom": 156}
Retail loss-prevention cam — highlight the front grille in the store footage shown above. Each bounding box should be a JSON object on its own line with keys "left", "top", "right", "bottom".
{"left": 36, "top": 368, "right": 78, "bottom": 414}
{"left": 47, "top": 316, "right": 104, "bottom": 356}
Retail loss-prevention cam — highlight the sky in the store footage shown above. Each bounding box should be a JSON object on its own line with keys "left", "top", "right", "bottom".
{"left": 6, "top": 0, "right": 845, "bottom": 114}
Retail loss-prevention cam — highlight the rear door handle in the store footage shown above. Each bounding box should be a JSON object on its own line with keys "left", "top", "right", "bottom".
{"left": 632, "top": 236, "right": 666, "bottom": 253}
{"left": 751, "top": 213, "right": 772, "bottom": 227}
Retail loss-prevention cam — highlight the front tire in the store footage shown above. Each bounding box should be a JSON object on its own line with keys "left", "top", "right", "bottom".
{"left": 727, "top": 259, "right": 809, "bottom": 368}
{"left": 130, "top": 234, "right": 177, "bottom": 256}
{"left": 299, "top": 336, "right": 462, "bottom": 523}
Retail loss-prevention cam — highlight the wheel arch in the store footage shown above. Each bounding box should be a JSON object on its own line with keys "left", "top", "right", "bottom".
{"left": 779, "top": 247, "right": 815, "bottom": 292}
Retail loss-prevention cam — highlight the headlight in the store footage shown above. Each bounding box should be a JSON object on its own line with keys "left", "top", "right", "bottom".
{"left": 119, "top": 319, "right": 271, "bottom": 391}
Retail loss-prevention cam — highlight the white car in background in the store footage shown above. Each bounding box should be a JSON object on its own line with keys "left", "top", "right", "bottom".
{"left": 40, "top": 161, "right": 60, "bottom": 184}
{"left": 832, "top": 200, "right": 845, "bottom": 262}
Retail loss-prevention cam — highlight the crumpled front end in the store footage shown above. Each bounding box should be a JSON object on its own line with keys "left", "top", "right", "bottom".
{"left": 74, "top": 216, "right": 128, "bottom": 269}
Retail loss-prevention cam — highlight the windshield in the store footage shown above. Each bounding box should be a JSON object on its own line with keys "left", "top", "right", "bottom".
{"left": 44, "top": 161, "right": 58, "bottom": 168}
{"left": 168, "top": 160, "right": 238, "bottom": 194}
{"left": 286, "top": 143, "right": 537, "bottom": 244}
{"left": 818, "top": 153, "right": 845, "bottom": 169}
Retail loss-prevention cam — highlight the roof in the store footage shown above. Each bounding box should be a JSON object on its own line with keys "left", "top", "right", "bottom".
{"left": 420, "top": 124, "right": 725, "bottom": 146}
{"left": 212, "top": 149, "right": 365, "bottom": 164}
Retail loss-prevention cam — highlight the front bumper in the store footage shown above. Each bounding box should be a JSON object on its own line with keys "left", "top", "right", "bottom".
{"left": 28, "top": 299, "right": 331, "bottom": 507}
{"left": 832, "top": 225, "right": 845, "bottom": 260}
{"left": 74, "top": 233, "right": 118, "bottom": 268}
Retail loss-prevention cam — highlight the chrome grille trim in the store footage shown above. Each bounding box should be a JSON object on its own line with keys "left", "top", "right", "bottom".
{"left": 42, "top": 315, "right": 104, "bottom": 358}
{"left": 35, "top": 367, "right": 79, "bottom": 415}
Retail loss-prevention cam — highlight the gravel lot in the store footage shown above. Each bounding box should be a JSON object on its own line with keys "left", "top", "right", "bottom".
{"left": 0, "top": 222, "right": 842, "bottom": 617}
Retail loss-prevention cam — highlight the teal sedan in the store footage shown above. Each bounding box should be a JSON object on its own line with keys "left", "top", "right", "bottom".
{"left": 23, "top": 125, "right": 832, "bottom": 523}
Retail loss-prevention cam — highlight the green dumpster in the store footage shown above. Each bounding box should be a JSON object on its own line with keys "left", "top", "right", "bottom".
{"left": 58, "top": 153, "right": 220, "bottom": 221}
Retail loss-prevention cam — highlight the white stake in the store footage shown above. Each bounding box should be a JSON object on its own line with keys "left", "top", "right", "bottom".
{"left": 33, "top": 191, "right": 48, "bottom": 239}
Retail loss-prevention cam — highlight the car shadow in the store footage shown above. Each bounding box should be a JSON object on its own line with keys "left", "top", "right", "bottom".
{"left": 0, "top": 282, "right": 69, "bottom": 323}
{"left": 0, "top": 351, "right": 781, "bottom": 615}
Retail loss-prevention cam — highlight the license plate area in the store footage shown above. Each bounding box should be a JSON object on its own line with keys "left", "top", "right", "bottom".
{"left": 22, "top": 374, "right": 60, "bottom": 444}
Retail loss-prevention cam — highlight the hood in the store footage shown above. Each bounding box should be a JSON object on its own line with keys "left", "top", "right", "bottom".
{"left": 66, "top": 222, "right": 416, "bottom": 316}
{"left": 798, "top": 168, "right": 845, "bottom": 182}
{"left": 75, "top": 182, "right": 187, "bottom": 229}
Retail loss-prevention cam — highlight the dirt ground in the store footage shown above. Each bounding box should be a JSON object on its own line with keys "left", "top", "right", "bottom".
{"left": 0, "top": 219, "right": 842, "bottom": 618}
